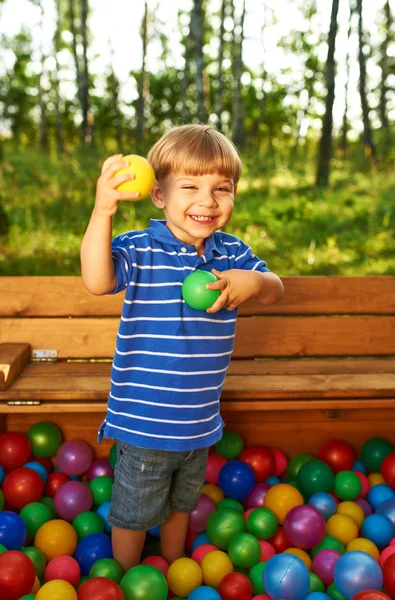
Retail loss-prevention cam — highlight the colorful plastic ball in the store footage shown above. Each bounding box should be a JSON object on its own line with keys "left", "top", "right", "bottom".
{"left": 218, "top": 460, "right": 255, "bottom": 501}
{"left": 22, "top": 546, "right": 46, "bottom": 578}
{"left": 19, "top": 501, "right": 52, "bottom": 538}
{"left": 217, "top": 498, "right": 244, "bottom": 513}
{"left": 206, "top": 508, "right": 246, "bottom": 550}
{"left": 27, "top": 422, "right": 62, "bottom": 458}
{"left": 379, "top": 544, "right": 395, "bottom": 566}
{"left": 182, "top": 270, "right": 221, "bottom": 311}
{"left": 333, "top": 551, "right": 383, "bottom": 600}
{"left": 200, "top": 550, "right": 234, "bottom": 588}
{"left": 89, "top": 475, "right": 113, "bottom": 505}
{"left": 0, "top": 432, "right": 32, "bottom": 470}
{"left": 3, "top": 467, "right": 44, "bottom": 509}
{"left": 309, "top": 572, "right": 325, "bottom": 593}
{"left": 215, "top": 432, "right": 244, "bottom": 460}
{"left": 73, "top": 511, "right": 105, "bottom": 540}
{"left": 355, "top": 498, "right": 373, "bottom": 517}
{"left": 85, "top": 458, "right": 114, "bottom": 483}
{"left": 248, "top": 561, "right": 266, "bottom": 595}
{"left": 0, "top": 550, "right": 36, "bottom": 599}
{"left": 0, "top": 512, "right": 27, "bottom": 550}
{"left": 333, "top": 471, "right": 362, "bottom": 501}
{"left": 361, "top": 438, "right": 394, "bottom": 472}
{"left": 382, "top": 452, "right": 395, "bottom": 488}
{"left": 77, "top": 577, "right": 124, "bottom": 600}
{"left": 369, "top": 473, "right": 385, "bottom": 487}
{"left": 382, "top": 553, "right": 395, "bottom": 597}
{"left": 312, "top": 550, "right": 341, "bottom": 586}
{"left": 206, "top": 454, "right": 228, "bottom": 485}
{"left": 167, "top": 558, "right": 202, "bottom": 597}
{"left": 240, "top": 446, "right": 275, "bottom": 482}
{"left": 283, "top": 505, "right": 326, "bottom": 550}
{"left": 268, "top": 525, "right": 292, "bottom": 552}
{"left": 264, "top": 484, "right": 304, "bottom": 524}
{"left": 336, "top": 501, "right": 365, "bottom": 528}
{"left": 191, "top": 532, "right": 211, "bottom": 552}
{"left": 326, "top": 582, "right": 346, "bottom": 600}
{"left": 18, "top": 595, "right": 36, "bottom": 600}
{"left": 312, "top": 536, "right": 345, "bottom": 559}
{"left": 244, "top": 483, "right": 271, "bottom": 509}
{"left": 218, "top": 572, "right": 253, "bottom": 600}
{"left": 346, "top": 538, "right": 379, "bottom": 561}
{"left": 284, "top": 548, "right": 312, "bottom": 570}
{"left": 0, "top": 465, "right": 4, "bottom": 485}
{"left": 109, "top": 443, "right": 117, "bottom": 469}
{"left": 352, "top": 459, "right": 367, "bottom": 474}
{"left": 367, "top": 484, "right": 395, "bottom": 510}
{"left": 305, "top": 594, "right": 332, "bottom": 600}
{"left": 263, "top": 554, "right": 310, "bottom": 600}
{"left": 258, "top": 540, "right": 276, "bottom": 561}
{"left": 23, "top": 461, "right": 48, "bottom": 483}
{"left": 54, "top": 481, "right": 93, "bottom": 521}
{"left": 56, "top": 440, "right": 93, "bottom": 476}
{"left": 44, "top": 471, "right": 69, "bottom": 497}
{"left": 376, "top": 499, "right": 395, "bottom": 528}
{"left": 89, "top": 557, "right": 124, "bottom": 582}
{"left": 74, "top": 532, "right": 113, "bottom": 575}
{"left": 191, "top": 544, "right": 218, "bottom": 565}
{"left": 308, "top": 492, "right": 337, "bottom": 521}
{"left": 353, "top": 592, "right": 392, "bottom": 600}
{"left": 201, "top": 484, "right": 224, "bottom": 504}
{"left": 361, "top": 513, "right": 395, "bottom": 548}
{"left": 189, "top": 494, "right": 216, "bottom": 533}
{"left": 35, "top": 519, "right": 78, "bottom": 561}
{"left": 247, "top": 508, "right": 277, "bottom": 540}
{"left": 287, "top": 454, "right": 315, "bottom": 481}
{"left": 270, "top": 448, "right": 288, "bottom": 476}
{"left": 228, "top": 533, "right": 261, "bottom": 568}
{"left": 326, "top": 514, "right": 359, "bottom": 546}
{"left": 297, "top": 461, "right": 335, "bottom": 498}
{"left": 318, "top": 441, "right": 355, "bottom": 474}
{"left": 188, "top": 586, "right": 222, "bottom": 600}
{"left": 36, "top": 579, "right": 78, "bottom": 599}
{"left": 96, "top": 500, "right": 112, "bottom": 533}
{"left": 45, "top": 555, "right": 81, "bottom": 586}
{"left": 266, "top": 475, "right": 280, "bottom": 485}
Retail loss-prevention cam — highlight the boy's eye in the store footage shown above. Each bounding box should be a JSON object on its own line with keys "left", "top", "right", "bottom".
{"left": 217, "top": 187, "right": 231, "bottom": 192}
{"left": 182, "top": 186, "right": 196, "bottom": 189}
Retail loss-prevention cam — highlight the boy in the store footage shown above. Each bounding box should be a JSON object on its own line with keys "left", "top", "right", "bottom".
{"left": 80, "top": 123, "right": 284, "bottom": 571}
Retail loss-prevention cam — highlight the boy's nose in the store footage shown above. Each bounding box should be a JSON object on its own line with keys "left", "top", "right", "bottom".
{"left": 198, "top": 192, "right": 217, "bottom": 207}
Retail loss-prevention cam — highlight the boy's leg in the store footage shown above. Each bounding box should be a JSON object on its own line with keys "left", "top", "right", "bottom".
{"left": 160, "top": 511, "right": 189, "bottom": 563}
{"left": 112, "top": 526, "right": 146, "bottom": 572}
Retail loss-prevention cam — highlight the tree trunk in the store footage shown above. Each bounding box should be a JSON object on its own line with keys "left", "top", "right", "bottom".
{"left": 36, "top": 4, "right": 49, "bottom": 152}
{"left": 191, "top": 0, "right": 207, "bottom": 122}
{"left": 356, "top": 0, "right": 376, "bottom": 164}
{"left": 53, "top": 0, "right": 64, "bottom": 155}
{"left": 68, "top": 0, "right": 82, "bottom": 124}
{"left": 136, "top": 0, "right": 149, "bottom": 152}
{"left": 315, "top": 0, "right": 340, "bottom": 187}
{"left": 340, "top": 0, "right": 352, "bottom": 159}
{"left": 231, "top": 0, "right": 246, "bottom": 148}
{"left": 215, "top": 0, "right": 227, "bottom": 131}
{"left": 380, "top": 0, "right": 391, "bottom": 154}
{"left": 80, "top": 0, "right": 92, "bottom": 145}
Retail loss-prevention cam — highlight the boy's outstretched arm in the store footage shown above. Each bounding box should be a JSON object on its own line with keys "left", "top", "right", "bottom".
{"left": 80, "top": 154, "right": 139, "bottom": 295}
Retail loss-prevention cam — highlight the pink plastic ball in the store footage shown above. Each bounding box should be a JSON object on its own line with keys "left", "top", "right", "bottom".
{"left": 283, "top": 505, "right": 326, "bottom": 550}
{"left": 188, "top": 493, "right": 216, "bottom": 533}
{"left": 252, "top": 596, "right": 272, "bottom": 600}
{"left": 56, "top": 440, "right": 93, "bottom": 476}
{"left": 312, "top": 549, "right": 341, "bottom": 585}
{"left": 141, "top": 555, "right": 169, "bottom": 576}
{"left": 54, "top": 480, "right": 93, "bottom": 520}
{"left": 206, "top": 453, "right": 228, "bottom": 485}
{"left": 191, "top": 544, "right": 218, "bottom": 564}
{"left": 244, "top": 483, "right": 271, "bottom": 509}
{"left": 270, "top": 448, "right": 288, "bottom": 476}
{"left": 354, "top": 471, "right": 370, "bottom": 497}
{"left": 243, "top": 508, "right": 255, "bottom": 523}
{"left": 45, "top": 555, "right": 81, "bottom": 587}
{"left": 258, "top": 540, "right": 276, "bottom": 562}
{"left": 85, "top": 458, "right": 114, "bottom": 483}
{"left": 390, "top": 537, "right": 395, "bottom": 546}
{"left": 380, "top": 545, "right": 395, "bottom": 567}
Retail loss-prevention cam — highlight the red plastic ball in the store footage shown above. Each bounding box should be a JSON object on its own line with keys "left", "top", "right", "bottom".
{"left": 270, "top": 448, "right": 288, "bottom": 476}
{"left": 141, "top": 555, "right": 169, "bottom": 576}
{"left": 0, "top": 433, "right": 31, "bottom": 470}
{"left": 381, "top": 453, "right": 395, "bottom": 488}
{"left": 0, "top": 551, "right": 36, "bottom": 599}
{"left": 219, "top": 572, "right": 254, "bottom": 600}
{"left": 205, "top": 453, "right": 228, "bottom": 485}
{"left": 33, "top": 457, "right": 53, "bottom": 473}
{"left": 318, "top": 440, "right": 355, "bottom": 473}
{"left": 3, "top": 467, "right": 44, "bottom": 509}
{"left": 353, "top": 591, "right": 392, "bottom": 600}
{"left": 77, "top": 577, "right": 124, "bottom": 600}
{"left": 240, "top": 446, "right": 275, "bottom": 482}
{"left": 44, "top": 471, "right": 69, "bottom": 497}
{"left": 45, "top": 555, "right": 81, "bottom": 587}
{"left": 185, "top": 530, "right": 198, "bottom": 553}
{"left": 383, "top": 553, "right": 395, "bottom": 597}
{"left": 268, "top": 526, "right": 292, "bottom": 553}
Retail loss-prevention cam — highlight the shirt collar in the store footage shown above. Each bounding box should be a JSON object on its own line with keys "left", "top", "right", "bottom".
{"left": 146, "top": 219, "right": 226, "bottom": 255}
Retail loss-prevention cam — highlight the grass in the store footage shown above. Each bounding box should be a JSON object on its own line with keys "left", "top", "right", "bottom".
{"left": 0, "top": 146, "right": 394, "bottom": 276}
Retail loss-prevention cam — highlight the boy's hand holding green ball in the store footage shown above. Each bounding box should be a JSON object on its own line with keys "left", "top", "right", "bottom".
{"left": 182, "top": 270, "right": 222, "bottom": 311}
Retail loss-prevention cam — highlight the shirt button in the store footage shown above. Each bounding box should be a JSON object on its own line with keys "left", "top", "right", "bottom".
{"left": 181, "top": 247, "right": 187, "bottom": 253}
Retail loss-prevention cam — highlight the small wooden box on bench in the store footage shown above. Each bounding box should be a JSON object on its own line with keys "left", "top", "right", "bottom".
{"left": 1, "top": 276, "right": 395, "bottom": 457}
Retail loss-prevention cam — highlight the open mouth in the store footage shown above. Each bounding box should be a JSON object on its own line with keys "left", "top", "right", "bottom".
{"left": 189, "top": 215, "right": 216, "bottom": 222}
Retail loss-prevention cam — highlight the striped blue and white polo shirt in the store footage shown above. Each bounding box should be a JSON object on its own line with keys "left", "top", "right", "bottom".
{"left": 98, "top": 219, "right": 269, "bottom": 452}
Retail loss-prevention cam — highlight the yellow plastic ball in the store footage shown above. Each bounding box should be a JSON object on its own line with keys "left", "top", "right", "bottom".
{"left": 202, "top": 484, "right": 225, "bottom": 504}
{"left": 35, "top": 519, "right": 78, "bottom": 561}
{"left": 326, "top": 513, "right": 359, "bottom": 546}
{"left": 36, "top": 579, "right": 78, "bottom": 600}
{"left": 115, "top": 154, "right": 155, "bottom": 198}
{"left": 31, "top": 574, "right": 41, "bottom": 593}
{"left": 201, "top": 550, "right": 234, "bottom": 588}
{"left": 167, "top": 557, "right": 203, "bottom": 597}
{"left": 337, "top": 501, "right": 365, "bottom": 528}
{"left": 284, "top": 547, "right": 312, "bottom": 570}
{"left": 368, "top": 473, "right": 385, "bottom": 487}
{"left": 346, "top": 537, "right": 380, "bottom": 561}
{"left": 263, "top": 484, "right": 304, "bottom": 524}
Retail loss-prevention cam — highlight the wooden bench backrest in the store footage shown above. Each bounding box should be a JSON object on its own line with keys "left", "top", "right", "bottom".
{"left": 1, "top": 276, "right": 395, "bottom": 359}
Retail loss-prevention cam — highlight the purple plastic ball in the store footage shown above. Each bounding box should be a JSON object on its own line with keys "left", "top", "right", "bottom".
{"left": 244, "top": 483, "right": 271, "bottom": 509}
{"left": 85, "top": 458, "right": 114, "bottom": 483}
{"left": 56, "top": 440, "right": 94, "bottom": 476}
{"left": 189, "top": 493, "right": 216, "bottom": 533}
{"left": 355, "top": 498, "right": 373, "bottom": 517}
{"left": 54, "top": 480, "right": 93, "bottom": 520}
{"left": 312, "top": 549, "right": 342, "bottom": 585}
{"left": 283, "top": 505, "right": 326, "bottom": 550}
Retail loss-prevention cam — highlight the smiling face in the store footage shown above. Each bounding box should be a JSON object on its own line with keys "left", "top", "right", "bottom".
{"left": 151, "top": 172, "right": 236, "bottom": 255}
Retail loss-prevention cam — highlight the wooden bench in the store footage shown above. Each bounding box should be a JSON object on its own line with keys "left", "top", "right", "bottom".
{"left": 1, "top": 276, "right": 395, "bottom": 457}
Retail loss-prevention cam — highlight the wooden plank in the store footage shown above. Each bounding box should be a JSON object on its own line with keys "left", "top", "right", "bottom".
{"left": 0, "top": 344, "right": 30, "bottom": 390}
{"left": 1, "top": 316, "right": 395, "bottom": 358}
{"left": 1, "top": 276, "right": 395, "bottom": 317}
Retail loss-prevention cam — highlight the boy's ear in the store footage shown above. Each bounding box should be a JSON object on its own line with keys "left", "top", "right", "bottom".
{"left": 151, "top": 180, "right": 165, "bottom": 209}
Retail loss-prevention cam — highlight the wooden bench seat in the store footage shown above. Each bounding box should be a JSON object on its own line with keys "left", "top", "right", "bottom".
{"left": 1, "top": 276, "right": 395, "bottom": 456}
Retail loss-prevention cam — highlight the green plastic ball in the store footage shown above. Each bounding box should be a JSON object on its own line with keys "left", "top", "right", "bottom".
{"left": 361, "top": 437, "right": 394, "bottom": 472}
{"left": 109, "top": 443, "right": 117, "bottom": 469}
{"left": 40, "top": 496, "right": 57, "bottom": 519}
{"left": 311, "top": 535, "right": 345, "bottom": 558}
{"left": 182, "top": 270, "right": 221, "bottom": 310}
{"left": 206, "top": 507, "right": 246, "bottom": 550}
{"left": 287, "top": 453, "right": 315, "bottom": 480}
{"left": 27, "top": 421, "right": 62, "bottom": 457}
{"left": 22, "top": 546, "right": 46, "bottom": 578}
{"left": 333, "top": 470, "right": 362, "bottom": 500}
{"left": 297, "top": 459, "right": 335, "bottom": 498}
{"left": 0, "top": 544, "right": 6, "bottom": 554}
{"left": 309, "top": 572, "right": 325, "bottom": 593}
{"left": 248, "top": 561, "right": 267, "bottom": 595}
{"left": 247, "top": 507, "right": 278, "bottom": 540}
{"left": 73, "top": 511, "right": 105, "bottom": 540}
{"left": 217, "top": 498, "right": 244, "bottom": 513}
{"left": 0, "top": 489, "right": 4, "bottom": 512}
{"left": 89, "top": 557, "right": 123, "bottom": 583}
{"left": 89, "top": 475, "right": 114, "bottom": 505}
{"left": 77, "top": 575, "right": 89, "bottom": 588}
{"left": 20, "top": 501, "right": 52, "bottom": 538}
{"left": 228, "top": 532, "right": 261, "bottom": 568}
{"left": 215, "top": 431, "right": 244, "bottom": 459}
{"left": 121, "top": 564, "right": 168, "bottom": 600}
{"left": 327, "top": 582, "right": 347, "bottom": 600}
{"left": 19, "top": 595, "right": 36, "bottom": 600}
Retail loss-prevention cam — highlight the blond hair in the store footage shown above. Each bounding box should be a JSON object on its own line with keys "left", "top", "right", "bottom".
{"left": 147, "top": 124, "right": 242, "bottom": 185}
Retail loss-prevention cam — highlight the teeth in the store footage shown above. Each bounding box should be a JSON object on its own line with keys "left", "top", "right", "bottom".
{"left": 191, "top": 216, "right": 214, "bottom": 221}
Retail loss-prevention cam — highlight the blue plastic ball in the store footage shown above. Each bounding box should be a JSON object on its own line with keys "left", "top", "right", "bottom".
{"left": 263, "top": 554, "right": 310, "bottom": 600}
{"left": 0, "top": 511, "right": 27, "bottom": 550}
{"left": 96, "top": 500, "right": 112, "bottom": 533}
{"left": 361, "top": 513, "right": 395, "bottom": 548}
{"left": 218, "top": 460, "right": 255, "bottom": 500}
{"left": 367, "top": 483, "right": 395, "bottom": 511}
{"left": 266, "top": 476, "right": 280, "bottom": 485}
{"left": 74, "top": 532, "right": 113, "bottom": 575}
{"left": 0, "top": 465, "right": 5, "bottom": 485}
{"left": 376, "top": 498, "right": 395, "bottom": 527}
{"left": 191, "top": 532, "right": 211, "bottom": 552}
{"left": 188, "top": 586, "right": 222, "bottom": 600}
{"left": 23, "top": 461, "right": 48, "bottom": 483}
{"left": 308, "top": 492, "right": 337, "bottom": 520}
{"left": 148, "top": 525, "right": 160, "bottom": 537}
{"left": 352, "top": 460, "right": 366, "bottom": 474}
{"left": 305, "top": 594, "right": 332, "bottom": 600}
{"left": 334, "top": 551, "right": 383, "bottom": 600}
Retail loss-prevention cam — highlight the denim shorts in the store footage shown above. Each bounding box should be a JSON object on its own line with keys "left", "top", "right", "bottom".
{"left": 108, "top": 442, "right": 209, "bottom": 531}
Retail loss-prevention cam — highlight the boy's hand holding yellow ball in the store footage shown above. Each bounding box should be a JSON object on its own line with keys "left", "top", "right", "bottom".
{"left": 114, "top": 154, "right": 156, "bottom": 198}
